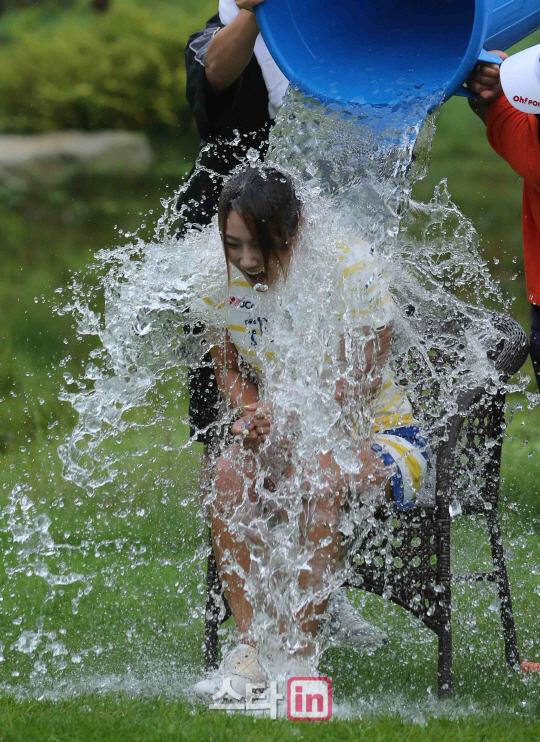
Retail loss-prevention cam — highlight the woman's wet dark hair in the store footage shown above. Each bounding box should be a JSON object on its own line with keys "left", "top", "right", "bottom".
{"left": 218, "top": 167, "right": 302, "bottom": 281}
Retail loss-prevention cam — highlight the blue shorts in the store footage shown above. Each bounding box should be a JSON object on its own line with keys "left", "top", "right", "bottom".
{"left": 372, "top": 426, "right": 430, "bottom": 510}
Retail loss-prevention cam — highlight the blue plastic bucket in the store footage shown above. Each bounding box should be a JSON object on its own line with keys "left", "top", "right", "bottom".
{"left": 255, "top": 0, "right": 540, "bottom": 109}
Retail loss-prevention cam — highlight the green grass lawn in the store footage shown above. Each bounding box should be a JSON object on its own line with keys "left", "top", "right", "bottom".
{"left": 2, "top": 696, "right": 540, "bottom": 742}
{"left": 2, "top": 699, "right": 540, "bottom": 742}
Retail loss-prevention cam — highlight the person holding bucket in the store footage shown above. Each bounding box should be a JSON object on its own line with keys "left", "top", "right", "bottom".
{"left": 179, "top": 0, "right": 388, "bottom": 651}
{"left": 467, "top": 46, "right": 540, "bottom": 391}
{"left": 178, "top": 0, "right": 286, "bottom": 235}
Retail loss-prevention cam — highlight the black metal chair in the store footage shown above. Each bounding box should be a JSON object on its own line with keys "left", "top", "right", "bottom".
{"left": 204, "top": 313, "right": 529, "bottom": 696}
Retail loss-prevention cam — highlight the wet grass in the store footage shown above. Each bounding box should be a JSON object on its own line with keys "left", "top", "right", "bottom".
{"left": 0, "top": 391, "right": 537, "bottom": 735}
{"left": 1, "top": 695, "right": 540, "bottom": 742}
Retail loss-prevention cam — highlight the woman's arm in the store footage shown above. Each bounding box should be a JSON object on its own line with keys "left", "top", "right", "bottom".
{"left": 210, "top": 334, "right": 258, "bottom": 408}
{"left": 335, "top": 324, "right": 392, "bottom": 405}
{"left": 466, "top": 50, "right": 540, "bottom": 184}
{"left": 360, "top": 324, "right": 392, "bottom": 393}
{"left": 210, "top": 334, "right": 273, "bottom": 443}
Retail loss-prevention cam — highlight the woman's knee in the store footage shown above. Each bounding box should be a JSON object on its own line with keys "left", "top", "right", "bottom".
{"left": 302, "top": 492, "right": 342, "bottom": 536}
{"left": 212, "top": 450, "right": 258, "bottom": 517}
{"left": 212, "top": 456, "right": 242, "bottom": 511}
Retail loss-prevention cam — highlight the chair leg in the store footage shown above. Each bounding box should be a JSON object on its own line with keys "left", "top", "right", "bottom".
{"left": 438, "top": 624, "right": 453, "bottom": 697}
{"left": 205, "top": 547, "right": 222, "bottom": 671}
{"left": 486, "top": 509, "right": 520, "bottom": 669}
{"left": 437, "top": 509, "right": 453, "bottom": 697}
{"left": 481, "top": 391, "right": 520, "bottom": 670}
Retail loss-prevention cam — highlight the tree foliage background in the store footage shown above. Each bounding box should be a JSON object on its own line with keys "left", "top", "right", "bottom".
{"left": 0, "top": 0, "right": 212, "bottom": 133}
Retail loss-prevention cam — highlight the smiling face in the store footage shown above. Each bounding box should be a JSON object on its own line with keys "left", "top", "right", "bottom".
{"left": 224, "top": 209, "right": 290, "bottom": 288}
{"left": 218, "top": 167, "right": 302, "bottom": 289}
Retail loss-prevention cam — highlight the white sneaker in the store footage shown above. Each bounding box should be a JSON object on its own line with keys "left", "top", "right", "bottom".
{"left": 318, "top": 589, "right": 389, "bottom": 649}
{"left": 193, "top": 643, "right": 268, "bottom": 700}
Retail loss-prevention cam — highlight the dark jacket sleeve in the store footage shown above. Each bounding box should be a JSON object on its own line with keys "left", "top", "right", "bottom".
{"left": 185, "top": 14, "right": 243, "bottom": 141}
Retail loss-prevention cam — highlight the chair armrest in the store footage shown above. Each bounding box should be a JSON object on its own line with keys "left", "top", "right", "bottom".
{"left": 487, "top": 314, "right": 529, "bottom": 381}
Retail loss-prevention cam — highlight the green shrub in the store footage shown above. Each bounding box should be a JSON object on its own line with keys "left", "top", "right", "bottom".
{"left": 0, "top": 0, "right": 75, "bottom": 13}
{"left": 0, "top": 0, "right": 215, "bottom": 133}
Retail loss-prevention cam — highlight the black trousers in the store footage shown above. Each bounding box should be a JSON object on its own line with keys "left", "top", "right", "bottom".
{"left": 188, "top": 353, "right": 223, "bottom": 446}
{"left": 531, "top": 303, "right": 540, "bottom": 391}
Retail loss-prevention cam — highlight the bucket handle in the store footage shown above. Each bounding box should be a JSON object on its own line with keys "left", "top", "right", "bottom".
{"left": 454, "top": 49, "right": 503, "bottom": 99}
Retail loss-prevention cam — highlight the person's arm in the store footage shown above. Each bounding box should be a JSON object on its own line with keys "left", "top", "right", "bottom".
{"left": 360, "top": 324, "right": 392, "bottom": 393}
{"left": 210, "top": 335, "right": 272, "bottom": 442}
{"left": 210, "top": 334, "right": 258, "bottom": 408}
{"left": 334, "top": 324, "right": 392, "bottom": 406}
{"left": 466, "top": 50, "right": 540, "bottom": 186}
{"left": 205, "top": 1, "right": 265, "bottom": 92}
{"left": 334, "top": 240, "right": 394, "bottom": 405}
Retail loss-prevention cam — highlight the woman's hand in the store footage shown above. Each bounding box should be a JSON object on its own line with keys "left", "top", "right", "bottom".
{"left": 236, "top": 0, "right": 265, "bottom": 12}
{"left": 231, "top": 401, "right": 273, "bottom": 445}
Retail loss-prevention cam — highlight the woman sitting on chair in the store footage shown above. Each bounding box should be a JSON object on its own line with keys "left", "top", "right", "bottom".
{"left": 193, "top": 166, "right": 429, "bottom": 697}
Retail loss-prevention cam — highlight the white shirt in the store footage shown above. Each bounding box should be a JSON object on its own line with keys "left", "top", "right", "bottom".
{"left": 194, "top": 238, "right": 415, "bottom": 432}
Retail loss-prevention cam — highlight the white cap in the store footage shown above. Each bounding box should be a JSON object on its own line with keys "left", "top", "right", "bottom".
{"left": 500, "top": 43, "right": 540, "bottom": 114}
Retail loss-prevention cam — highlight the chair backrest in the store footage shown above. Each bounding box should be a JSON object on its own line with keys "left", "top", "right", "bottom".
{"left": 391, "top": 310, "right": 528, "bottom": 510}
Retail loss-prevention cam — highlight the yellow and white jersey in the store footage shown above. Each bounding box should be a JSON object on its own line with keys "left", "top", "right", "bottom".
{"left": 332, "top": 237, "right": 393, "bottom": 333}
{"left": 196, "top": 240, "right": 411, "bottom": 420}
{"left": 192, "top": 238, "right": 428, "bottom": 509}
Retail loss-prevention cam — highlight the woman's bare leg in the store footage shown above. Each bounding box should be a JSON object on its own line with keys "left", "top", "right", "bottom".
{"left": 297, "top": 517, "right": 341, "bottom": 639}
{"left": 199, "top": 446, "right": 213, "bottom": 513}
{"left": 210, "top": 443, "right": 392, "bottom": 645}
{"left": 295, "top": 447, "right": 392, "bottom": 641}
{"left": 295, "top": 454, "right": 344, "bottom": 641}
{"left": 211, "top": 446, "right": 257, "bottom": 637}
{"left": 201, "top": 446, "right": 255, "bottom": 633}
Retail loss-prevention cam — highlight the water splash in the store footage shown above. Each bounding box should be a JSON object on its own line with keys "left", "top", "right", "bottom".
{"left": 0, "top": 83, "right": 538, "bottom": 719}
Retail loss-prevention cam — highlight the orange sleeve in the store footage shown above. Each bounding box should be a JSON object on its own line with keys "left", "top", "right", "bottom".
{"left": 486, "top": 95, "right": 540, "bottom": 190}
